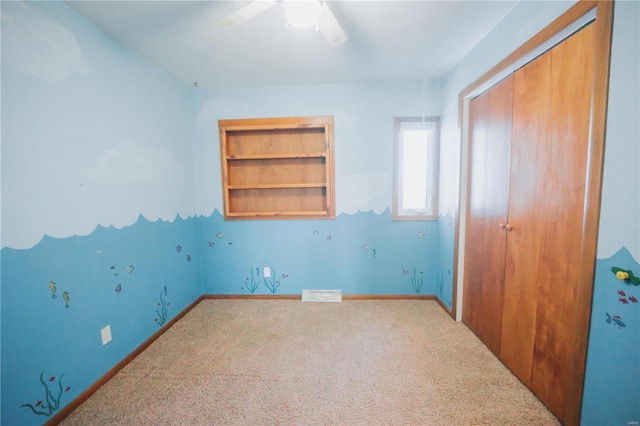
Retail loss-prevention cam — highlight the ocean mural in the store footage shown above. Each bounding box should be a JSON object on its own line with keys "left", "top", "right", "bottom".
{"left": 582, "top": 247, "right": 640, "bottom": 425}
{"left": 20, "top": 373, "right": 71, "bottom": 418}
{"left": 1, "top": 215, "right": 201, "bottom": 424}
{"left": 1, "top": 208, "right": 445, "bottom": 423}
{"left": 198, "top": 209, "right": 440, "bottom": 296}
{"left": 403, "top": 268, "right": 425, "bottom": 293}
{"left": 437, "top": 212, "right": 455, "bottom": 309}
{"left": 1, "top": 1, "right": 636, "bottom": 425}
{"left": 155, "top": 288, "right": 170, "bottom": 326}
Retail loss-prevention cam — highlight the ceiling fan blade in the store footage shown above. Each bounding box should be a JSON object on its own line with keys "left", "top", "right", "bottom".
{"left": 318, "top": 2, "right": 348, "bottom": 47}
{"left": 219, "top": 0, "right": 277, "bottom": 28}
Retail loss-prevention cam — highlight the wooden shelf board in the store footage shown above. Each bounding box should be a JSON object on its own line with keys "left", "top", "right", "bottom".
{"left": 220, "top": 116, "right": 333, "bottom": 129}
{"left": 228, "top": 183, "right": 327, "bottom": 190}
{"left": 226, "top": 210, "right": 330, "bottom": 217}
{"left": 227, "top": 153, "right": 327, "bottom": 160}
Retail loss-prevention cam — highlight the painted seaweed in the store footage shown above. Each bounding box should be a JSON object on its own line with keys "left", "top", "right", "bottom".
{"left": 263, "top": 270, "right": 281, "bottom": 294}
{"left": 436, "top": 269, "right": 444, "bottom": 297}
{"left": 243, "top": 268, "right": 259, "bottom": 293}
{"left": 155, "top": 291, "right": 169, "bottom": 326}
{"left": 412, "top": 269, "right": 424, "bottom": 293}
{"left": 20, "top": 373, "right": 70, "bottom": 418}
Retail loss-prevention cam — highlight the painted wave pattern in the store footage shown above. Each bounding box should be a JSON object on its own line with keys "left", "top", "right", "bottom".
{"left": 1, "top": 210, "right": 451, "bottom": 424}
{"left": 582, "top": 247, "right": 639, "bottom": 425}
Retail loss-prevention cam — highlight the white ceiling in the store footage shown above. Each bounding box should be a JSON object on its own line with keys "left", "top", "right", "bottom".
{"left": 65, "top": 1, "right": 519, "bottom": 88}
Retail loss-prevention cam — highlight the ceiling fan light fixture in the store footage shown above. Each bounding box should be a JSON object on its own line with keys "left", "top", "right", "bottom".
{"left": 283, "top": 0, "right": 322, "bottom": 29}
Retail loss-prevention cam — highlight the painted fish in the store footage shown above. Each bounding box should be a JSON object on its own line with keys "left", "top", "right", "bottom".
{"left": 606, "top": 313, "right": 627, "bottom": 328}
{"left": 176, "top": 245, "right": 182, "bottom": 253}
{"left": 216, "top": 233, "right": 223, "bottom": 238}
{"left": 612, "top": 315, "right": 626, "bottom": 328}
{"left": 115, "top": 284, "right": 122, "bottom": 294}
{"left": 49, "top": 281, "right": 57, "bottom": 299}
{"left": 629, "top": 295, "right": 638, "bottom": 303}
{"left": 313, "top": 230, "right": 319, "bottom": 235}
{"left": 186, "top": 254, "right": 192, "bottom": 262}
{"left": 208, "top": 242, "right": 215, "bottom": 246}
{"left": 618, "top": 290, "right": 626, "bottom": 297}
{"left": 373, "top": 249, "right": 376, "bottom": 258}
{"left": 363, "top": 244, "right": 369, "bottom": 250}
{"left": 326, "top": 235, "right": 332, "bottom": 241}
{"left": 126, "top": 265, "right": 134, "bottom": 273}
{"left": 620, "top": 297, "right": 629, "bottom": 304}
{"left": 63, "top": 292, "right": 70, "bottom": 308}
{"left": 416, "top": 232, "right": 425, "bottom": 239}
{"left": 225, "top": 242, "right": 233, "bottom": 246}
{"left": 610, "top": 267, "right": 640, "bottom": 285}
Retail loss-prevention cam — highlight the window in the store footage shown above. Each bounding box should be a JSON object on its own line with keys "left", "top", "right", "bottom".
{"left": 393, "top": 117, "right": 440, "bottom": 221}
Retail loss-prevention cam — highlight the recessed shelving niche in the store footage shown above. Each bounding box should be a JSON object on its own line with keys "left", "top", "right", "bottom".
{"left": 218, "top": 116, "right": 335, "bottom": 220}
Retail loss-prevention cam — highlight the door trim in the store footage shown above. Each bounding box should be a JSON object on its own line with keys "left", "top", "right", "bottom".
{"left": 451, "top": 2, "right": 614, "bottom": 424}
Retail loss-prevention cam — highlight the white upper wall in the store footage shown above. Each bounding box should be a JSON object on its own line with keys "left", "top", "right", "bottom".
{"left": 190, "top": 80, "right": 442, "bottom": 218}
{"left": 1, "top": 0, "right": 445, "bottom": 250}
{"left": 597, "top": 0, "right": 640, "bottom": 261}
{"left": 1, "top": 1, "right": 196, "bottom": 249}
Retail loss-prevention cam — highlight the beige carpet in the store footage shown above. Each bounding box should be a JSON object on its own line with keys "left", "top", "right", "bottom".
{"left": 61, "top": 300, "right": 559, "bottom": 425}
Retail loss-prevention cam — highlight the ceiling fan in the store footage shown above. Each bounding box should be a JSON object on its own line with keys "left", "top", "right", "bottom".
{"left": 219, "top": 0, "right": 348, "bottom": 47}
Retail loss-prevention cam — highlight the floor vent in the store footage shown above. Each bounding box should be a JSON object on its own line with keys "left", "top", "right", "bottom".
{"left": 301, "top": 290, "right": 342, "bottom": 302}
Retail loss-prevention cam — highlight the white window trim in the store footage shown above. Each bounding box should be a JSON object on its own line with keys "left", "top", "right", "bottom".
{"left": 393, "top": 116, "right": 440, "bottom": 221}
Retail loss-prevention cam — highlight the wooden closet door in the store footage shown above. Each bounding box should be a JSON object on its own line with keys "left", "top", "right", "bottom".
{"left": 499, "top": 49, "right": 552, "bottom": 386}
{"left": 501, "top": 23, "right": 595, "bottom": 422}
{"left": 462, "top": 76, "right": 513, "bottom": 356}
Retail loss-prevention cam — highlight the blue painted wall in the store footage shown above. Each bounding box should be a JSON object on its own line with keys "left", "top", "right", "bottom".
{"left": 1, "top": 3, "right": 446, "bottom": 424}
{"left": 188, "top": 81, "right": 447, "bottom": 301}
{"left": 198, "top": 210, "right": 438, "bottom": 296}
{"left": 1, "top": 217, "right": 201, "bottom": 423}
{"left": 582, "top": 1, "right": 640, "bottom": 423}
{"left": 582, "top": 248, "right": 639, "bottom": 426}
{"left": 1, "top": 0, "right": 637, "bottom": 424}
{"left": 1, "top": 2, "right": 200, "bottom": 424}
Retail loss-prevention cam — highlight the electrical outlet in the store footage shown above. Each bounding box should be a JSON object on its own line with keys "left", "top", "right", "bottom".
{"left": 101, "top": 325, "right": 112, "bottom": 346}
{"left": 264, "top": 267, "right": 271, "bottom": 278}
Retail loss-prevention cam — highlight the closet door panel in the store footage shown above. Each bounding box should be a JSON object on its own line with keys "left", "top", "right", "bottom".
{"left": 462, "top": 76, "right": 513, "bottom": 356}
{"left": 500, "top": 50, "right": 552, "bottom": 386}
{"left": 531, "top": 23, "right": 595, "bottom": 420}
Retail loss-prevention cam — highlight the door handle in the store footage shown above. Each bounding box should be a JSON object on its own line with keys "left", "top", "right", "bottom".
{"left": 499, "top": 223, "right": 513, "bottom": 231}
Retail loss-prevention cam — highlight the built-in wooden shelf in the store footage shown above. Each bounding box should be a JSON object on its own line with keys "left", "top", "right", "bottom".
{"left": 219, "top": 116, "right": 335, "bottom": 220}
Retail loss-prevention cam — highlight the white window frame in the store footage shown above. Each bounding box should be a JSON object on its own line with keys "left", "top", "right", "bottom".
{"left": 393, "top": 116, "right": 440, "bottom": 221}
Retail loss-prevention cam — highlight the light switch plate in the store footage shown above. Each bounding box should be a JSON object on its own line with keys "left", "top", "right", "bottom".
{"left": 101, "top": 325, "right": 112, "bottom": 346}
{"left": 264, "top": 267, "right": 271, "bottom": 277}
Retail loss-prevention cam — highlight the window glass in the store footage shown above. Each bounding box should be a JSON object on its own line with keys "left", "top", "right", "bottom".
{"left": 393, "top": 117, "right": 439, "bottom": 221}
